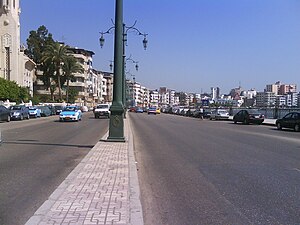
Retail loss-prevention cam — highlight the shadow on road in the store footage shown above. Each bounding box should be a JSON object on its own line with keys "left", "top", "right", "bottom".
{"left": 2, "top": 141, "right": 94, "bottom": 149}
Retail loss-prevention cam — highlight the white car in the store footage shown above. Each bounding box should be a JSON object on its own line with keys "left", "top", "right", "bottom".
{"left": 210, "top": 109, "right": 229, "bottom": 120}
{"left": 59, "top": 106, "right": 82, "bottom": 122}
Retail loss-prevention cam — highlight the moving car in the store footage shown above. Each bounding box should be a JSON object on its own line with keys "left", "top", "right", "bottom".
{"left": 28, "top": 106, "right": 41, "bottom": 118}
{"left": 59, "top": 106, "right": 82, "bottom": 122}
{"left": 276, "top": 112, "right": 300, "bottom": 132}
{"left": 0, "top": 105, "right": 11, "bottom": 122}
{"left": 210, "top": 109, "right": 229, "bottom": 120}
{"left": 156, "top": 108, "right": 161, "bottom": 114}
{"left": 135, "top": 107, "right": 143, "bottom": 113}
{"left": 10, "top": 105, "right": 30, "bottom": 120}
{"left": 94, "top": 104, "right": 110, "bottom": 119}
{"left": 148, "top": 107, "right": 157, "bottom": 115}
{"left": 233, "top": 109, "right": 264, "bottom": 125}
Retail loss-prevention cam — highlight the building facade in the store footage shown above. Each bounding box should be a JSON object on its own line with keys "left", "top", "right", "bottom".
{"left": 0, "top": 0, "right": 35, "bottom": 95}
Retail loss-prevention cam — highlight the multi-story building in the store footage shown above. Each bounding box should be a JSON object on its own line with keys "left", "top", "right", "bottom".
{"left": 67, "top": 47, "right": 94, "bottom": 106}
{"left": 285, "top": 92, "right": 298, "bottom": 107}
{"left": 211, "top": 87, "right": 220, "bottom": 100}
{"left": 279, "top": 84, "right": 297, "bottom": 95}
{"left": 0, "top": 0, "right": 35, "bottom": 95}
{"left": 103, "top": 72, "right": 113, "bottom": 103}
{"left": 149, "top": 90, "right": 159, "bottom": 107}
{"left": 256, "top": 92, "right": 276, "bottom": 107}
{"left": 126, "top": 79, "right": 149, "bottom": 107}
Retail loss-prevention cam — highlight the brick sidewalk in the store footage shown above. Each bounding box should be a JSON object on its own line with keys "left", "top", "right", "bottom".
{"left": 25, "top": 118, "right": 143, "bottom": 225}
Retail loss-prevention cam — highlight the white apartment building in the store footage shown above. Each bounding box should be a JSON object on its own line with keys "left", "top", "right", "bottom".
{"left": 149, "top": 90, "right": 159, "bottom": 107}
{"left": 0, "top": 0, "right": 35, "bottom": 95}
{"left": 127, "top": 80, "right": 149, "bottom": 107}
{"left": 285, "top": 92, "right": 298, "bottom": 107}
{"left": 211, "top": 87, "right": 220, "bottom": 100}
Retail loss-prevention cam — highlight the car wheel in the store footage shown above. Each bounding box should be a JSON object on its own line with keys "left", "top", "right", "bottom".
{"left": 294, "top": 124, "right": 300, "bottom": 132}
{"left": 20, "top": 114, "right": 24, "bottom": 120}
{"left": 7, "top": 115, "right": 11, "bottom": 122}
{"left": 243, "top": 118, "right": 249, "bottom": 125}
{"left": 233, "top": 119, "right": 237, "bottom": 124}
{"left": 276, "top": 122, "right": 282, "bottom": 130}
{"left": 27, "top": 114, "right": 30, "bottom": 120}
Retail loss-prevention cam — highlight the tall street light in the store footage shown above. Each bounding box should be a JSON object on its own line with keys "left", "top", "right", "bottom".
{"left": 106, "top": 0, "right": 125, "bottom": 142}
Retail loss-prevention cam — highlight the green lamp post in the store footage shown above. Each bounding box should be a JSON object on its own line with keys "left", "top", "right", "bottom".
{"left": 107, "top": 0, "right": 125, "bottom": 142}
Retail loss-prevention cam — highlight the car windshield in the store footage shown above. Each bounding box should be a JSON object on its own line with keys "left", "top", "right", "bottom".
{"left": 64, "top": 107, "right": 76, "bottom": 111}
{"left": 97, "top": 105, "right": 109, "bottom": 109}
{"left": 11, "top": 106, "right": 21, "bottom": 110}
{"left": 29, "top": 107, "right": 37, "bottom": 110}
{"left": 149, "top": 107, "right": 156, "bottom": 110}
{"left": 247, "top": 109, "right": 260, "bottom": 114}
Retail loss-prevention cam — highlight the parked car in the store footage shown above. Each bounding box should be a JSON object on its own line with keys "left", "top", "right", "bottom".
{"left": 28, "top": 106, "right": 41, "bottom": 118}
{"left": 9, "top": 105, "right": 30, "bottom": 120}
{"left": 0, "top": 105, "right": 11, "bottom": 122}
{"left": 276, "top": 112, "right": 300, "bottom": 131}
{"left": 54, "top": 105, "right": 64, "bottom": 115}
{"left": 59, "top": 106, "right": 82, "bottom": 122}
{"left": 148, "top": 107, "right": 157, "bottom": 115}
{"left": 46, "top": 105, "right": 56, "bottom": 115}
{"left": 233, "top": 109, "right": 264, "bottom": 125}
{"left": 210, "top": 109, "right": 229, "bottom": 120}
{"left": 37, "top": 106, "right": 52, "bottom": 117}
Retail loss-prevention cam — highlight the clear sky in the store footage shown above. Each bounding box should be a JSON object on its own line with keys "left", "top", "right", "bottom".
{"left": 20, "top": 0, "right": 300, "bottom": 94}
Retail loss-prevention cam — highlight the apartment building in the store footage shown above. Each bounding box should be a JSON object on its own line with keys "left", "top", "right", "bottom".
{"left": 279, "top": 84, "right": 297, "bottom": 95}
{"left": 127, "top": 79, "right": 149, "bottom": 107}
{"left": 149, "top": 90, "right": 159, "bottom": 107}
{"left": 256, "top": 92, "right": 276, "bottom": 107}
{"left": 211, "top": 87, "right": 220, "bottom": 100}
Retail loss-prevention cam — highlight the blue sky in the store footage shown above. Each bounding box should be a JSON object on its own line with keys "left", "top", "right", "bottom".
{"left": 20, "top": 0, "right": 300, "bottom": 94}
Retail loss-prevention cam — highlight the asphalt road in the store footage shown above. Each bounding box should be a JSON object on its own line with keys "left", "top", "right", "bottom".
{"left": 0, "top": 112, "right": 108, "bottom": 225}
{"left": 130, "top": 113, "right": 300, "bottom": 225}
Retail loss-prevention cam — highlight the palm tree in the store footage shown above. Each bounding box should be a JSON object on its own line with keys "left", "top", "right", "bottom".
{"left": 42, "top": 42, "right": 69, "bottom": 100}
{"left": 62, "top": 55, "right": 84, "bottom": 103}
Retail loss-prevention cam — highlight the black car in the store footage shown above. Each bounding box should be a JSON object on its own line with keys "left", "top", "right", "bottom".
{"left": 233, "top": 109, "right": 264, "bottom": 125}
{"left": 0, "top": 105, "right": 11, "bottom": 122}
{"left": 37, "top": 106, "right": 52, "bottom": 117}
{"left": 276, "top": 112, "right": 300, "bottom": 132}
{"left": 54, "top": 105, "right": 64, "bottom": 115}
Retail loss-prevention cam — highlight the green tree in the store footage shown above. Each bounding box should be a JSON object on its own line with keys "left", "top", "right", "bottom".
{"left": 25, "top": 25, "right": 54, "bottom": 64}
{"left": 42, "top": 42, "right": 69, "bottom": 100}
{"left": 0, "top": 78, "right": 29, "bottom": 103}
{"left": 68, "top": 88, "right": 79, "bottom": 104}
{"left": 26, "top": 25, "right": 55, "bottom": 97}
{"left": 62, "top": 55, "right": 84, "bottom": 103}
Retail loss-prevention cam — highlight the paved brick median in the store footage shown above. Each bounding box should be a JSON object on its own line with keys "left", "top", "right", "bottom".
{"left": 26, "top": 118, "right": 142, "bottom": 225}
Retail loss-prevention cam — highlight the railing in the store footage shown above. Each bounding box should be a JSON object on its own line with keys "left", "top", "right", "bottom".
{"left": 228, "top": 107, "right": 300, "bottom": 119}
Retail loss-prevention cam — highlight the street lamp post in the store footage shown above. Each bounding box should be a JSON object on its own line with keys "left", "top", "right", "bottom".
{"left": 99, "top": 0, "right": 148, "bottom": 142}
{"left": 106, "top": 0, "right": 125, "bottom": 142}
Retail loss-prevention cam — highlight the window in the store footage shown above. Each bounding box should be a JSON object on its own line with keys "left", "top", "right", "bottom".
{"left": 5, "top": 47, "right": 10, "bottom": 80}
{"left": 13, "top": 0, "right": 15, "bottom": 8}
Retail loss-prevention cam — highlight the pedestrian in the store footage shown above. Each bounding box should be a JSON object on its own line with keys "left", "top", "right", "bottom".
{"left": 200, "top": 107, "right": 204, "bottom": 120}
